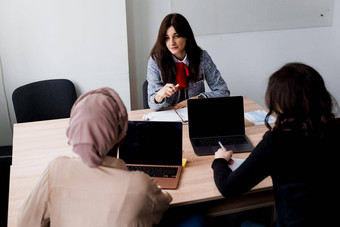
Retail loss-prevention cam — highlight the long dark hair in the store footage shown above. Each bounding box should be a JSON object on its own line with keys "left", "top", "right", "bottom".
{"left": 150, "top": 13, "right": 202, "bottom": 84}
{"left": 264, "top": 62, "right": 338, "bottom": 138}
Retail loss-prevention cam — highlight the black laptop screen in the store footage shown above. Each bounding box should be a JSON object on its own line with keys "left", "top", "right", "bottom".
{"left": 187, "top": 96, "right": 245, "bottom": 138}
{"left": 118, "top": 121, "right": 182, "bottom": 165}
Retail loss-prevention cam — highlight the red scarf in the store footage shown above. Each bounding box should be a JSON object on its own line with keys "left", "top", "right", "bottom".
{"left": 176, "top": 62, "right": 190, "bottom": 90}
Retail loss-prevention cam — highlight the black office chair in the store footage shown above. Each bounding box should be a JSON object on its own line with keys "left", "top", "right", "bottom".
{"left": 142, "top": 80, "right": 149, "bottom": 109}
{"left": 12, "top": 79, "right": 77, "bottom": 123}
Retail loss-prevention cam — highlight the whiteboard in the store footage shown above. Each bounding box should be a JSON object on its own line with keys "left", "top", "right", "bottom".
{"left": 171, "top": 0, "right": 333, "bottom": 35}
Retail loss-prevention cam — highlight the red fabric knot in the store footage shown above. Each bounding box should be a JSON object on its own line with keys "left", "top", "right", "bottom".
{"left": 176, "top": 62, "right": 190, "bottom": 90}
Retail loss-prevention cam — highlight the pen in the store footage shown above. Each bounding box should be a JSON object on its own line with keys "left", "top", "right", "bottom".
{"left": 170, "top": 84, "right": 179, "bottom": 96}
{"left": 218, "top": 141, "right": 233, "bottom": 163}
{"left": 218, "top": 141, "right": 226, "bottom": 151}
{"left": 163, "top": 84, "right": 179, "bottom": 98}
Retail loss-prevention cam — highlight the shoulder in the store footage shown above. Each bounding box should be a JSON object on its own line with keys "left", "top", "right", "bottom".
{"left": 148, "top": 56, "right": 157, "bottom": 66}
{"left": 48, "top": 156, "right": 83, "bottom": 174}
{"left": 200, "top": 49, "right": 210, "bottom": 60}
{"left": 253, "top": 130, "right": 286, "bottom": 157}
{"left": 255, "top": 131, "right": 274, "bottom": 149}
{"left": 148, "top": 56, "right": 155, "bottom": 64}
{"left": 147, "top": 57, "right": 160, "bottom": 71}
{"left": 49, "top": 155, "right": 71, "bottom": 167}
{"left": 262, "top": 129, "right": 287, "bottom": 145}
{"left": 36, "top": 156, "right": 79, "bottom": 189}
{"left": 49, "top": 155, "right": 80, "bottom": 165}
{"left": 199, "top": 49, "right": 215, "bottom": 67}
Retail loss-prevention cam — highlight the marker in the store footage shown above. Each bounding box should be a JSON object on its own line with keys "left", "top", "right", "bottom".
{"left": 218, "top": 141, "right": 226, "bottom": 151}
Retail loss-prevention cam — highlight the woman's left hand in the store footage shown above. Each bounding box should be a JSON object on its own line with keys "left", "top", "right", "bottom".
{"left": 174, "top": 96, "right": 201, "bottom": 109}
{"left": 174, "top": 100, "right": 188, "bottom": 109}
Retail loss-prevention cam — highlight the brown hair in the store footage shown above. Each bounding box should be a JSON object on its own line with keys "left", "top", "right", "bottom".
{"left": 264, "top": 62, "right": 338, "bottom": 138}
{"left": 150, "top": 13, "right": 202, "bottom": 84}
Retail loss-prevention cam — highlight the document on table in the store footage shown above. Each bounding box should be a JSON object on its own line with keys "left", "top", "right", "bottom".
{"left": 142, "top": 107, "right": 188, "bottom": 123}
{"left": 244, "top": 110, "right": 276, "bottom": 125}
{"left": 229, "top": 158, "right": 245, "bottom": 171}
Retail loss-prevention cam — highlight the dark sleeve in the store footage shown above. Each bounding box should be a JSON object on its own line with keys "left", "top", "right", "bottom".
{"left": 211, "top": 132, "right": 273, "bottom": 197}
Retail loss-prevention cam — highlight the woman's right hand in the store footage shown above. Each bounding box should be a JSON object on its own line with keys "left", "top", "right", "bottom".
{"left": 215, "top": 148, "right": 234, "bottom": 164}
{"left": 155, "top": 83, "right": 178, "bottom": 103}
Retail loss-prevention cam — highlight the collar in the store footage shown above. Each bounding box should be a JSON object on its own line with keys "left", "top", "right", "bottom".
{"left": 172, "top": 54, "right": 189, "bottom": 66}
{"left": 101, "top": 156, "right": 128, "bottom": 170}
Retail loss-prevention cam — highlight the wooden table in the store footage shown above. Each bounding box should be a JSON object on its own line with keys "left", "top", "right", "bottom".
{"left": 8, "top": 97, "right": 274, "bottom": 226}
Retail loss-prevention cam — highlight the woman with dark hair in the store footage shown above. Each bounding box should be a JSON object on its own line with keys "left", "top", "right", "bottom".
{"left": 212, "top": 63, "right": 339, "bottom": 226}
{"left": 147, "top": 13, "right": 230, "bottom": 110}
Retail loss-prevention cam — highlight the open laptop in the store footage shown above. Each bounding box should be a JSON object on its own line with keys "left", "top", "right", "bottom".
{"left": 187, "top": 96, "right": 254, "bottom": 155}
{"left": 118, "top": 121, "right": 183, "bottom": 189}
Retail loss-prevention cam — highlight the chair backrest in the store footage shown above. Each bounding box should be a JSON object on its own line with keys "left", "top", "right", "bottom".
{"left": 142, "top": 80, "right": 149, "bottom": 109}
{"left": 12, "top": 79, "right": 77, "bottom": 123}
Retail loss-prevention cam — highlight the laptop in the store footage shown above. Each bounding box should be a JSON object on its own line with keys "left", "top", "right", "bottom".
{"left": 187, "top": 96, "right": 254, "bottom": 155}
{"left": 118, "top": 121, "right": 183, "bottom": 189}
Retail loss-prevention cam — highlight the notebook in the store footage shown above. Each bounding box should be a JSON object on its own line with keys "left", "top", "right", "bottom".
{"left": 187, "top": 96, "right": 254, "bottom": 155}
{"left": 142, "top": 107, "right": 188, "bottom": 123}
{"left": 118, "top": 121, "right": 183, "bottom": 189}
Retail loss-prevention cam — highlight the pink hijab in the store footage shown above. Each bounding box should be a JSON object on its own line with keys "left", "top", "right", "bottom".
{"left": 66, "top": 87, "right": 128, "bottom": 168}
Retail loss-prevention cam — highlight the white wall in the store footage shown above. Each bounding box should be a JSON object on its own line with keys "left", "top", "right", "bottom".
{"left": 0, "top": 58, "right": 12, "bottom": 145}
{"left": 0, "top": 0, "right": 130, "bottom": 145}
{"left": 172, "top": 0, "right": 334, "bottom": 35}
{"left": 126, "top": 0, "right": 171, "bottom": 109}
{"left": 127, "top": 1, "right": 340, "bottom": 114}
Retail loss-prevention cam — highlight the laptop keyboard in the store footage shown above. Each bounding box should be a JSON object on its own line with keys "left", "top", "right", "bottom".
{"left": 192, "top": 136, "right": 247, "bottom": 147}
{"left": 127, "top": 166, "right": 178, "bottom": 178}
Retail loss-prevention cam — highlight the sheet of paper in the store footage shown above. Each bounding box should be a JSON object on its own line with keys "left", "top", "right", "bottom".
{"left": 143, "top": 107, "right": 188, "bottom": 122}
{"left": 229, "top": 158, "right": 245, "bottom": 171}
{"left": 175, "top": 107, "right": 188, "bottom": 122}
{"left": 143, "top": 109, "right": 182, "bottom": 122}
{"left": 244, "top": 110, "right": 276, "bottom": 125}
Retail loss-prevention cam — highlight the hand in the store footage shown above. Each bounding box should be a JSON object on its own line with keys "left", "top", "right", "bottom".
{"left": 155, "top": 83, "right": 178, "bottom": 103}
{"left": 174, "top": 96, "right": 198, "bottom": 109}
{"left": 215, "top": 148, "right": 234, "bottom": 164}
{"left": 174, "top": 100, "right": 188, "bottom": 109}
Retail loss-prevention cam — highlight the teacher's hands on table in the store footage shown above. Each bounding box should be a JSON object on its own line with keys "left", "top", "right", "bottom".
{"left": 174, "top": 100, "right": 187, "bottom": 109}
{"left": 174, "top": 95, "right": 199, "bottom": 109}
{"left": 155, "top": 83, "right": 179, "bottom": 103}
{"left": 215, "top": 148, "right": 234, "bottom": 165}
